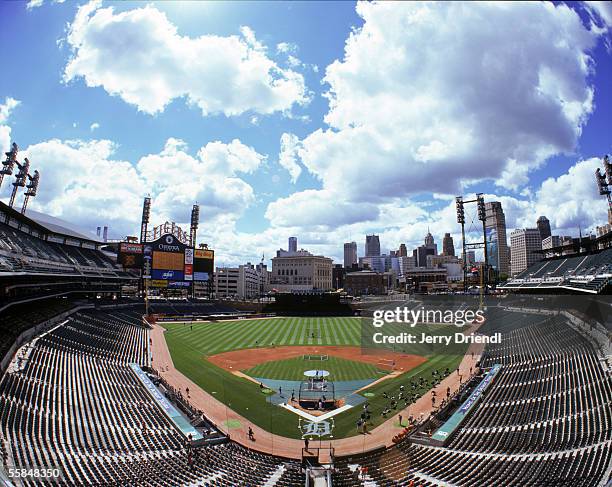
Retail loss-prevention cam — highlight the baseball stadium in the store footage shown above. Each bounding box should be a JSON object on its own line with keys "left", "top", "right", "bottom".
{"left": 2, "top": 1, "right": 612, "bottom": 486}
{"left": 0, "top": 187, "right": 610, "bottom": 486}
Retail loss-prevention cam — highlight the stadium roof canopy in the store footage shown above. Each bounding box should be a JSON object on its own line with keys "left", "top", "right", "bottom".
{"left": 0, "top": 201, "right": 103, "bottom": 245}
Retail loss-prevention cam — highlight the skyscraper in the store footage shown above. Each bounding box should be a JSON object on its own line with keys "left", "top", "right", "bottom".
{"left": 343, "top": 241, "right": 357, "bottom": 268}
{"left": 485, "top": 201, "right": 509, "bottom": 276}
{"left": 365, "top": 235, "right": 380, "bottom": 256}
{"left": 536, "top": 216, "right": 551, "bottom": 241}
{"left": 413, "top": 231, "right": 437, "bottom": 267}
{"left": 442, "top": 233, "right": 455, "bottom": 256}
{"left": 398, "top": 243, "right": 407, "bottom": 257}
{"left": 510, "top": 228, "right": 542, "bottom": 276}
{"left": 288, "top": 236, "right": 297, "bottom": 253}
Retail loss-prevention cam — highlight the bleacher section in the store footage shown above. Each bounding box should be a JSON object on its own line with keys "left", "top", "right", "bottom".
{"left": 332, "top": 308, "right": 611, "bottom": 486}
{"left": 0, "top": 309, "right": 304, "bottom": 486}
{"left": 1, "top": 304, "right": 610, "bottom": 485}
{"left": 0, "top": 298, "right": 75, "bottom": 364}
{"left": 0, "top": 222, "right": 124, "bottom": 277}
{"left": 502, "top": 248, "right": 612, "bottom": 294}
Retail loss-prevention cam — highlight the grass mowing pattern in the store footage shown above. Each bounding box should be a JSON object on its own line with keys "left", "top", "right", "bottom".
{"left": 162, "top": 315, "right": 465, "bottom": 439}
{"left": 244, "top": 355, "right": 386, "bottom": 382}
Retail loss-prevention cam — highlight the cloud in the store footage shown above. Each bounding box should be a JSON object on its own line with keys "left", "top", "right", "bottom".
{"left": 0, "top": 97, "right": 20, "bottom": 156}
{"left": 585, "top": 1, "right": 612, "bottom": 28}
{"left": 278, "top": 132, "right": 302, "bottom": 183}
{"left": 26, "top": 0, "right": 44, "bottom": 10}
{"left": 526, "top": 157, "right": 607, "bottom": 232}
{"left": 276, "top": 42, "right": 297, "bottom": 54}
{"left": 282, "top": 2, "right": 598, "bottom": 206}
{"left": 89, "top": 122, "right": 100, "bottom": 131}
{"left": 265, "top": 189, "right": 380, "bottom": 228}
{"left": 63, "top": 1, "right": 309, "bottom": 117}
{"left": 5, "top": 136, "right": 265, "bottom": 240}
{"left": 15, "top": 139, "right": 144, "bottom": 236}
{"left": 0, "top": 97, "right": 20, "bottom": 124}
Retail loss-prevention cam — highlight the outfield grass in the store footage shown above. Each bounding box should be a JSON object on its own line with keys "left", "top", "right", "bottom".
{"left": 244, "top": 355, "right": 387, "bottom": 382}
{"left": 161, "top": 315, "right": 465, "bottom": 439}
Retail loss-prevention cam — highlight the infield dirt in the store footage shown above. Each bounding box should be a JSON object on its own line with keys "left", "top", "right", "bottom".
{"left": 206, "top": 345, "right": 427, "bottom": 372}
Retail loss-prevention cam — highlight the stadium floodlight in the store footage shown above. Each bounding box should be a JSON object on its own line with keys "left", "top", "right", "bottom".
{"left": 595, "top": 155, "right": 612, "bottom": 225}
{"left": 455, "top": 196, "right": 465, "bottom": 224}
{"left": 0, "top": 142, "right": 19, "bottom": 189}
{"left": 604, "top": 154, "right": 612, "bottom": 185}
{"left": 8, "top": 157, "right": 30, "bottom": 209}
{"left": 476, "top": 193, "right": 486, "bottom": 222}
{"left": 190, "top": 204, "right": 200, "bottom": 248}
{"left": 21, "top": 169, "right": 40, "bottom": 214}
{"left": 140, "top": 196, "right": 151, "bottom": 243}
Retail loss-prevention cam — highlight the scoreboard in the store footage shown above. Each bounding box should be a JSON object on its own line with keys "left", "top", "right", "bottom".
{"left": 119, "top": 233, "right": 214, "bottom": 289}
{"left": 152, "top": 251, "right": 183, "bottom": 271}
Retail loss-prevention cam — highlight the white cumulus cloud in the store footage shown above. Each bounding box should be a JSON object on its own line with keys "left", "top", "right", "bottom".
{"left": 63, "top": 1, "right": 309, "bottom": 117}
{"left": 281, "top": 1, "right": 598, "bottom": 214}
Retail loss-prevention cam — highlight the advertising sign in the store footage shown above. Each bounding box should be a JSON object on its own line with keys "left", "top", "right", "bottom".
{"left": 486, "top": 227, "right": 499, "bottom": 271}
{"left": 184, "top": 264, "right": 193, "bottom": 281}
{"left": 184, "top": 248, "right": 194, "bottom": 265}
{"left": 119, "top": 243, "right": 143, "bottom": 254}
{"left": 168, "top": 281, "right": 191, "bottom": 288}
{"left": 194, "top": 249, "right": 213, "bottom": 259}
{"left": 150, "top": 280, "right": 168, "bottom": 288}
{"left": 143, "top": 244, "right": 153, "bottom": 278}
{"left": 194, "top": 271, "right": 210, "bottom": 282}
{"left": 151, "top": 269, "right": 184, "bottom": 280}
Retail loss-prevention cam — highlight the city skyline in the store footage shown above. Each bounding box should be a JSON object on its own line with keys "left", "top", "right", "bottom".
{"left": 0, "top": 1, "right": 611, "bottom": 267}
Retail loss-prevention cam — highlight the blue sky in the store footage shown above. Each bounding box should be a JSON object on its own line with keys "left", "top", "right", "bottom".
{"left": 0, "top": 1, "right": 611, "bottom": 266}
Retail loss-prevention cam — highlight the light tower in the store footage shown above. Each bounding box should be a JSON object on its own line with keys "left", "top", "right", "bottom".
{"left": 455, "top": 193, "right": 490, "bottom": 294}
{"left": 455, "top": 196, "right": 467, "bottom": 291}
{"left": 190, "top": 204, "right": 200, "bottom": 248}
{"left": 8, "top": 157, "right": 30, "bottom": 208}
{"left": 0, "top": 142, "right": 18, "bottom": 189}
{"left": 140, "top": 197, "right": 151, "bottom": 243}
{"left": 21, "top": 169, "right": 40, "bottom": 214}
{"left": 595, "top": 154, "right": 612, "bottom": 224}
{"left": 477, "top": 193, "right": 489, "bottom": 291}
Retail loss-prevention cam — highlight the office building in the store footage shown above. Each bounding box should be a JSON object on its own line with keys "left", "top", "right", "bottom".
{"left": 485, "top": 201, "right": 509, "bottom": 276}
{"left": 413, "top": 231, "right": 437, "bottom": 267}
{"left": 365, "top": 234, "right": 381, "bottom": 256}
{"left": 398, "top": 243, "right": 408, "bottom": 257}
{"left": 332, "top": 264, "right": 345, "bottom": 290}
{"left": 359, "top": 255, "right": 386, "bottom": 273}
{"left": 288, "top": 236, "right": 297, "bottom": 254}
{"left": 215, "top": 263, "right": 261, "bottom": 299}
{"left": 343, "top": 241, "right": 357, "bottom": 268}
{"left": 345, "top": 270, "right": 394, "bottom": 296}
{"left": 442, "top": 233, "right": 455, "bottom": 256}
{"left": 541, "top": 235, "right": 562, "bottom": 250}
{"left": 510, "top": 228, "right": 542, "bottom": 276}
{"left": 271, "top": 252, "right": 333, "bottom": 291}
{"left": 537, "top": 216, "right": 552, "bottom": 240}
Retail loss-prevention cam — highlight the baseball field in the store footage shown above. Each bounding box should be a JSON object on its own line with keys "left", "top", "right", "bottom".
{"left": 161, "top": 315, "right": 466, "bottom": 439}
